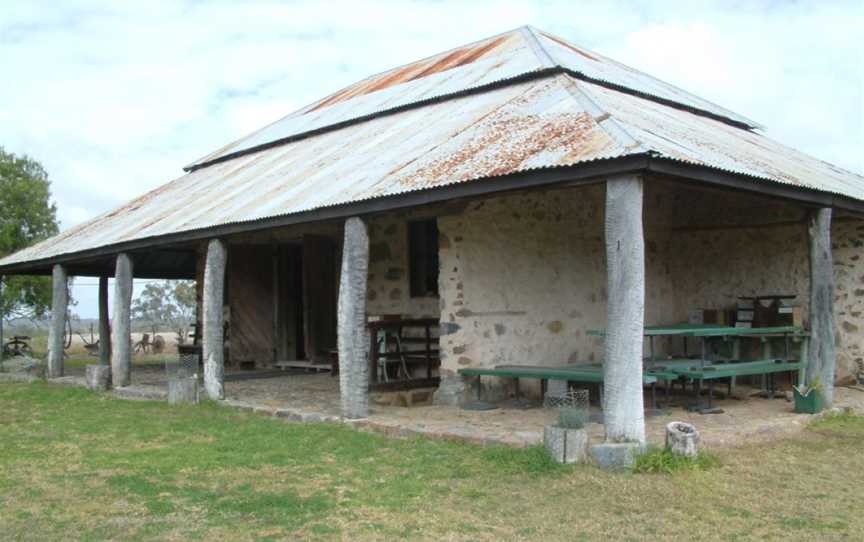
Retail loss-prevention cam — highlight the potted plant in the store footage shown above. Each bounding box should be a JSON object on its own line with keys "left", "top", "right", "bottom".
{"left": 792, "top": 378, "right": 824, "bottom": 414}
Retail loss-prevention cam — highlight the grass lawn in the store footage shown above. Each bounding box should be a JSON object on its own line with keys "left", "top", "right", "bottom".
{"left": 1, "top": 382, "right": 862, "bottom": 541}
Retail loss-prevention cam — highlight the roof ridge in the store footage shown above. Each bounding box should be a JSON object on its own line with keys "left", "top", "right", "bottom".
{"left": 560, "top": 75, "right": 646, "bottom": 155}
{"left": 520, "top": 26, "right": 557, "bottom": 68}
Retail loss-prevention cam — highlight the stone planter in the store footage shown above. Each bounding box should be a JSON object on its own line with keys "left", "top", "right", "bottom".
{"left": 665, "top": 421, "right": 700, "bottom": 458}
{"left": 168, "top": 377, "right": 199, "bottom": 405}
{"left": 85, "top": 364, "right": 112, "bottom": 391}
{"left": 544, "top": 424, "right": 589, "bottom": 464}
{"left": 591, "top": 442, "right": 644, "bottom": 469}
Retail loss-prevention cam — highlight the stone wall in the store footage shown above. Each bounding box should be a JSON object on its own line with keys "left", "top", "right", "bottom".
{"left": 365, "top": 213, "right": 440, "bottom": 318}
{"left": 435, "top": 185, "right": 667, "bottom": 401}
{"left": 433, "top": 182, "right": 864, "bottom": 403}
{"left": 824, "top": 217, "right": 864, "bottom": 382}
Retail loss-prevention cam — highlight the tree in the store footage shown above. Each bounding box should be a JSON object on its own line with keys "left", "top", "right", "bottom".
{"left": 131, "top": 280, "right": 196, "bottom": 343}
{"left": 0, "top": 148, "right": 60, "bottom": 323}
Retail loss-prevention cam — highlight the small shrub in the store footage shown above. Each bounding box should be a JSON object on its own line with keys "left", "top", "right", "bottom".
{"left": 632, "top": 447, "right": 719, "bottom": 474}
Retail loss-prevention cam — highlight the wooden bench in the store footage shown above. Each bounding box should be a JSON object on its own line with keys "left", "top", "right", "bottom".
{"left": 458, "top": 364, "right": 659, "bottom": 408}
{"left": 656, "top": 359, "right": 804, "bottom": 409}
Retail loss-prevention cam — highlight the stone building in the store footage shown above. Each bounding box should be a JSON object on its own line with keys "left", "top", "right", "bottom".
{"left": 1, "top": 27, "right": 862, "bottom": 446}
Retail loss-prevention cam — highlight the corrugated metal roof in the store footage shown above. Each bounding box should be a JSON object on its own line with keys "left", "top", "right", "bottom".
{"left": 0, "top": 75, "right": 627, "bottom": 266}
{"left": 1, "top": 27, "right": 862, "bottom": 271}
{"left": 187, "top": 26, "right": 759, "bottom": 168}
{"left": 578, "top": 78, "right": 864, "bottom": 200}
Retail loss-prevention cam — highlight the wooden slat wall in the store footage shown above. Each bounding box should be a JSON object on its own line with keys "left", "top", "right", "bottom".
{"left": 228, "top": 245, "right": 275, "bottom": 365}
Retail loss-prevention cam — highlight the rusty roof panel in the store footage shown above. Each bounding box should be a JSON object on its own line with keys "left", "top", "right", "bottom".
{"left": 189, "top": 26, "right": 759, "bottom": 168}
{"left": 3, "top": 28, "right": 862, "bottom": 271}
{"left": 578, "top": 77, "right": 864, "bottom": 200}
{"left": 1, "top": 75, "right": 626, "bottom": 266}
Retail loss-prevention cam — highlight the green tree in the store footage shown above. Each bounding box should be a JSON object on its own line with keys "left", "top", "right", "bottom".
{"left": 132, "top": 280, "right": 196, "bottom": 342}
{"left": 0, "top": 148, "right": 59, "bottom": 322}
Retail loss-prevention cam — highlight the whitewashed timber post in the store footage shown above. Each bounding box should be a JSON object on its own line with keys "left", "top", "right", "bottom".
{"left": 203, "top": 239, "right": 227, "bottom": 400}
{"left": 602, "top": 174, "right": 646, "bottom": 445}
{"left": 338, "top": 217, "right": 371, "bottom": 419}
{"left": 111, "top": 254, "right": 134, "bottom": 387}
{"left": 98, "top": 276, "right": 111, "bottom": 365}
{"left": 47, "top": 264, "right": 68, "bottom": 378}
{"left": 806, "top": 208, "right": 836, "bottom": 406}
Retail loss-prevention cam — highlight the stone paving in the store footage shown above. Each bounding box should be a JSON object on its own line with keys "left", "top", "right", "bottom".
{"left": 5, "top": 365, "right": 863, "bottom": 449}
{"left": 221, "top": 373, "right": 864, "bottom": 448}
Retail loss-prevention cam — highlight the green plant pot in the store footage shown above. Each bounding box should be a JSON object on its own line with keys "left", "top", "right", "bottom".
{"left": 793, "top": 387, "right": 824, "bottom": 414}
{"left": 559, "top": 407, "right": 588, "bottom": 429}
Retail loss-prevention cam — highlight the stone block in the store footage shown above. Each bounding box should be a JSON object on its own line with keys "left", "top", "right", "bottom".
{"left": 591, "top": 442, "right": 644, "bottom": 470}
{"left": 85, "top": 364, "right": 112, "bottom": 391}
{"left": 544, "top": 425, "right": 589, "bottom": 464}
{"left": 168, "top": 377, "right": 199, "bottom": 405}
{"left": 665, "top": 421, "right": 700, "bottom": 458}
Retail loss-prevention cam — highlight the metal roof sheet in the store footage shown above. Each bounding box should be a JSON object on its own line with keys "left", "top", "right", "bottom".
{"left": 1, "top": 74, "right": 626, "bottom": 266}
{"left": 2, "top": 28, "right": 862, "bottom": 272}
{"left": 576, "top": 77, "right": 864, "bottom": 200}
{"left": 187, "top": 26, "right": 759, "bottom": 168}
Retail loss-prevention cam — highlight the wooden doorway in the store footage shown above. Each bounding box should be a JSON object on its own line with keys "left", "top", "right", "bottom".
{"left": 274, "top": 236, "right": 338, "bottom": 363}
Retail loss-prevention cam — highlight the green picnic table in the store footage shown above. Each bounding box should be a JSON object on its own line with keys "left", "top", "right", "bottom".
{"left": 589, "top": 325, "right": 809, "bottom": 412}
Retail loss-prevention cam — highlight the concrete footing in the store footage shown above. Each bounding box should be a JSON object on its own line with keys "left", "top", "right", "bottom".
{"left": 665, "top": 421, "right": 700, "bottom": 457}
{"left": 544, "top": 425, "right": 589, "bottom": 464}
{"left": 591, "top": 441, "right": 644, "bottom": 469}
{"left": 544, "top": 379, "right": 569, "bottom": 401}
{"left": 433, "top": 373, "right": 469, "bottom": 406}
{"left": 168, "top": 377, "right": 199, "bottom": 405}
{"left": 85, "top": 365, "right": 112, "bottom": 391}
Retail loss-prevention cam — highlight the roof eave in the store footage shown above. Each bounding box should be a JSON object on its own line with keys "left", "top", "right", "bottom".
{"left": 3, "top": 154, "right": 862, "bottom": 277}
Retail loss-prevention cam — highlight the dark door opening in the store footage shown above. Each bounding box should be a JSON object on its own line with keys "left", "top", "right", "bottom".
{"left": 275, "top": 244, "right": 305, "bottom": 361}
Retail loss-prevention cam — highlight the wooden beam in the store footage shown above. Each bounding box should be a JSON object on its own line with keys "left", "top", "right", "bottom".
{"left": 203, "top": 239, "right": 227, "bottom": 400}
{"left": 110, "top": 254, "right": 133, "bottom": 387}
{"left": 47, "top": 264, "right": 68, "bottom": 378}
{"left": 337, "top": 217, "right": 370, "bottom": 419}
{"left": 602, "top": 174, "right": 646, "bottom": 444}
{"left": 806, "top": 208, "right": 837, "bottom": 406}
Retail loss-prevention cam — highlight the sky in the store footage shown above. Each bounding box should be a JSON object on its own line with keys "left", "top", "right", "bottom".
{"left": 1, "top": 0, "right": 862, "bottom": 318}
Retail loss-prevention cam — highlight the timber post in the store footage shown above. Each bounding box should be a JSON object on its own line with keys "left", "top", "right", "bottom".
{"left": 601, "top": 174, "right": 646, "bottom": 445}
{"left": 111, "top": 253, "right": 134, "bottom": 387}
{"left": 203, "top": 238, "right": 227, "bottom": 400}
{"left": 806, "top": 207, "right": 836, "bottom": 406}
{"left": 47, "top": 264, "right": 68, "bottom": 378}
{"left": 338, "top": 216, "right": 371, "bottom": 419}
{"left": 98, "top": 275, "right": 111, "bottom": 365}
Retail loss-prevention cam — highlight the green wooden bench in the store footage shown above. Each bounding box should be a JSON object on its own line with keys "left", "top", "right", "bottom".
{"left": 457, "top": 364, "right": 659, "bottom": 409}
